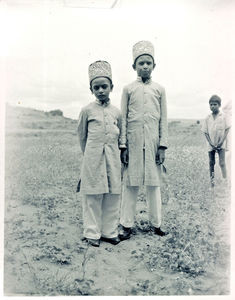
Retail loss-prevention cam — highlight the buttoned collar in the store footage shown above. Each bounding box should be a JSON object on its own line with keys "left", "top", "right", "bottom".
{"left": 96, "top": 98, "right": 110, "bottom": 107}
{"left": 137, "top": 76, "right": 152, "bottom": 84}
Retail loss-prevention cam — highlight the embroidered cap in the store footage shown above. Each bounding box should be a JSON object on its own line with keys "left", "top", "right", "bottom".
{"left": 133, "top": 40, "right": 155, "bottom": 64}
{"left": 88, "top": 60, "right": 112, "bottom": 84}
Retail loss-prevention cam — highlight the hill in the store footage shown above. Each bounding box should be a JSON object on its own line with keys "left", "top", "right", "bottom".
{"left": 5, "top": 104, "right": 77, "bottom": 132}
{"left": 5, "top": 104, "right": 203, "bottom": 144}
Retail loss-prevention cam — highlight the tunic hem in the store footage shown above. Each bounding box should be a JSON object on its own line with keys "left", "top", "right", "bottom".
{"left": 126, "top": 176, "right": 161, "bottom": 187}
{"left": 81, "top": 190, "right": 121, "bottom": 195}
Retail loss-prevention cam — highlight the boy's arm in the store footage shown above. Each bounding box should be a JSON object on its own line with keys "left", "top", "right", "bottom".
{"left": 204, "top": 132, "right": 215, "bottom": 149}
{"left": 117, "top": 110, "right": 122, "bottom": 147}
{"left": 217, "top": 128, "right": 230, "bottom": 149}
{"left": 77, "top": 108, "right": 88, "bottom": 154}
{"left": 159, "top": 87, "right": 168, "bottom": 149}
{"left": 217, "top": 114, "right": 232, "bottom": 148}
{"left": 119, "top": 87, "right": 129, "bottom": 166}
{"left": 156, "top": 87, "right": 167, "bottom": 165}
{"left": 119, "top": 86, "right": 129, "bottom": 149}
{"left": 201, "top": 117, "right": 216, "bottom": 149}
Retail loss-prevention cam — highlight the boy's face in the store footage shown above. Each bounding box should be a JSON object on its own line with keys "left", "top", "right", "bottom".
{"left": 209, "top": 101, "right": 220, "bottom": 113}
{"left": 133, "top": 55, "right": 155, "bottom": 79}
{"left": 90, "top": 77, "right": 113, "bottom": 102}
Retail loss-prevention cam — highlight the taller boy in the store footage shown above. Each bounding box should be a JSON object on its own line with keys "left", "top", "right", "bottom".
{"left": 119, "top": 41, "right": 168, "bottom": 240}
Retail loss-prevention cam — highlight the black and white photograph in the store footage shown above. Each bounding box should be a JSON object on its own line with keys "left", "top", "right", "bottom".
{"left": 0, "top": 0, "right": 234, "bottom": 297}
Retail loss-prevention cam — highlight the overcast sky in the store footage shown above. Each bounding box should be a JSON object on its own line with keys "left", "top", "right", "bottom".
{"left": 1, "top": 0, "right": 234, "bottom": 119}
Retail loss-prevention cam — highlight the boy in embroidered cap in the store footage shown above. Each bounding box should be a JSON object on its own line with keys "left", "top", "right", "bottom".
{"left": 119, "top": 40, "right": 168, "bottom": 240}
{"left": 201, "top": 95, "right": 231, "bottom": 187}
{"left": 77, "top": 60, "right": 122, "bottom": 247}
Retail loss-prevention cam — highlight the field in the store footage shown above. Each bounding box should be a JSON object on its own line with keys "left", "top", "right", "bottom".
{"left": 4, "top": 105, "right": 231, "bottom": 296}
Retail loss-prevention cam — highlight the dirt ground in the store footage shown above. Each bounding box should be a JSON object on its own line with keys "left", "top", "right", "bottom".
{"left": 4, "top": 105, "right": 231, "bottom": 296}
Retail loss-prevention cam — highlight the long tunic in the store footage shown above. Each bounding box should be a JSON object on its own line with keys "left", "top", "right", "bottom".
{"left": 78, "top": 100, "right": 122, "bottom": 194}
{"left": 201, "top": 112, "right": 230, "bottom": 151}
{"left": 120, "top": 77, "right": 168, "bottom": 187}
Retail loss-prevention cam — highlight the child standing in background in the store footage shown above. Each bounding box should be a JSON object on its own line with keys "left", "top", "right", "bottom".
{"left": 119, "top": 41, "right": 168, "bottom": 240}
{"left": 77, "top": 60, "right": 122, "bottom": 247}
{"left": 202, "top": 95, "right": 230, "bottom": 187}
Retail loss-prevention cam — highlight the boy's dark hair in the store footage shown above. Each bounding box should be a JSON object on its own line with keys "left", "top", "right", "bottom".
{"left": 90, "top": 77, "right": 113, "bottom": 90}
{"left": 133, "top": 54, "right": 155, "bottom": 68}
{"left": 209, "top": 95, "right": 221, "bottom": 106}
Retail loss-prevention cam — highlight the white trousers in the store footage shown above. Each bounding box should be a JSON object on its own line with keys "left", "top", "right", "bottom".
{"left": 82, "top": 193, "right": 120, "bottom": 239}
{"left": 120, "top": 185, "right": 162, "bottom": 228}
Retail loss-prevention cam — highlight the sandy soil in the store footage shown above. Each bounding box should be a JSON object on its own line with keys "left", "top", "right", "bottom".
{"left": 4, "top": 106, "right": 231, "bottom": 295}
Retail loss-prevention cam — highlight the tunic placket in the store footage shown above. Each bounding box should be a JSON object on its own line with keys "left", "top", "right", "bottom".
{"left": 143, "top": 84, "right": 148, "bottom": 185}
{"left": 103, "top": 107, "right": 111, "bottom": 190}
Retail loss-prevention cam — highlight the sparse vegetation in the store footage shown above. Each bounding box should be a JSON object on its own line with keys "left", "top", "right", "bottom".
{"left": 4, "top": 106, "right": 230, "bottom": 295}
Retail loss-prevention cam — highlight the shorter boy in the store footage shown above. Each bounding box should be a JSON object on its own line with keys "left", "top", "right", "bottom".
{"left": 77, "top": 60, "right": 122, "bottom": 247}
{"left": 202, "top": 95, "right": 230, "bottom": 187}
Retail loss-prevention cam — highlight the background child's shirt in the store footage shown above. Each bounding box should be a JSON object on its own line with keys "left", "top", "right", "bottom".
{"left": 201, "top": 112, "right": 230, "bottom": 151}
{"left": 120, "top": 77, "right": 167, "bottom": 187}
{"left": 78, "top": 100, "right": 122, "bottom": 194}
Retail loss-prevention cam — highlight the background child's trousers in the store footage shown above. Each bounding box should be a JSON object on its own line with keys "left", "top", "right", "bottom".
{"left": 120, "top": 185, "right": 162, "bottom": 228}
{"left": 82, "top": 194, "right": 120, "bottom": 240}
{"left": 208, "top": 148, "right": 226, "bottom": 179}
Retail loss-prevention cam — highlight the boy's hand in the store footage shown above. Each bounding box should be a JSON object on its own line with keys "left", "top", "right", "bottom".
{"left": 156, "top": 148, "right": 165, "bottom": 165}
{"left": 120, "top": 148, "right": 128, "bottom": 167}
{"left": 210, "top": 143, "right": 216, "bottom": 150}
